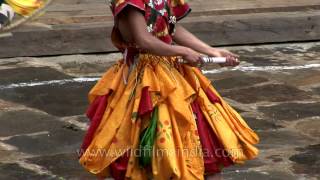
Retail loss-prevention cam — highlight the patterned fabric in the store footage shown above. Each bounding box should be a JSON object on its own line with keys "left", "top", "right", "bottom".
{"left": 110, "top": 0, "right": 191, "bottom": 48}
{"left": 79, "top": 54, "right": 259, "bottom": 179}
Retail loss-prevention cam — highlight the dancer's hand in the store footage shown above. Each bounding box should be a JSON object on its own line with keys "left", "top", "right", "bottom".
{"left": 179, "top": 47, "right": 203, "bottom": 67}
{"left": 208, "top": 48, "right": 240, "bottom": 67}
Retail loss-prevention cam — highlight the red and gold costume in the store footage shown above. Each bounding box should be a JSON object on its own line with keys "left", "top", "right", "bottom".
{"left": 78, "top": 0, "right": 259, "bottom": 179}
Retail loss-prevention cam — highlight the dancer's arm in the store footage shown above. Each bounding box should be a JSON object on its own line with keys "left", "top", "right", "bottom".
{"left": 118, "top": 7, "right": 201, "bottom": 65}
{"left": 173, "top": 24, "right": 240, "bottom": 66}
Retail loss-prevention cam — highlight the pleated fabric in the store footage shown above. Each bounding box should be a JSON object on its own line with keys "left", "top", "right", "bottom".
{"left": 78, "top": 54, "right": 259, "bottom": 179}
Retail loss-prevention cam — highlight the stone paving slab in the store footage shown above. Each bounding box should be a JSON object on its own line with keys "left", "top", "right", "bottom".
{"left": 0, "top": 110, "right": 61, "bottom": 137}
{"left": 3, "top": 127, "right": 84, "bottom": 156}
{"left": 259, "top": 102, "right": 320, "bottom": 121}
{"left": 0, "top": 67, "right": 73, "bottom": 85}
{"left": 0, "top": 81, "right": 96, "bottom": 117}
{"left": 221, "top": 84, "right": 313, "bottom": 104}
{"left": 257, "top": 130, "right": 315, "bottom": 149}
{"left": 295, "top": 119, "right": 320, "bottom": 138}
{"left": 222, "top": 170, "right": 300, "bottom": 180}
{"left": 241, "top": 116, "right": 283, "bottom": 131}
{"left": 0, "top": 163, "right": 52, "bottom": 180}
{"left": 26, "top": 153, "right": 96, "bottom": 179}
{"left": 290, "top": 144, "right": 320, "bottom": 178}
{"left": 0, "top": 42, "right": 319, "bottom": 179}
{"left": 212, "top": 75, "right": 269, "bottom": 90}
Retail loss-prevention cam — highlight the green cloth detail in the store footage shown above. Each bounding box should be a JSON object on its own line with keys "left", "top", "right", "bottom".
{"left": 139, "top": 106, "right": 158, "bottom": 167}
{"left": 147, "top": 8, "right": 158, "bottom": 26}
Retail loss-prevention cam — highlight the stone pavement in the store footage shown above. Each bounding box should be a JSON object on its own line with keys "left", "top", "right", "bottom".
{"left": 0, "top": 42, "right": 320, "bottom": 179}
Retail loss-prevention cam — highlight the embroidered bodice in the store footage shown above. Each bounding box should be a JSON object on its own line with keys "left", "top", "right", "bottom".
{"left": 109, "top": 0, "right": 191, "bottom": 51}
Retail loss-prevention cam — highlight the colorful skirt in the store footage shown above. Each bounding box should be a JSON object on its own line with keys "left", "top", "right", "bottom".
{"left": 78, "top": 54, "right": 259, "bottom": 180}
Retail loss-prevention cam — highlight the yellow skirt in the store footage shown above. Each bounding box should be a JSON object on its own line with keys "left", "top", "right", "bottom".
{"left": 78, "top": 54, "right": 259, "bottom": 180}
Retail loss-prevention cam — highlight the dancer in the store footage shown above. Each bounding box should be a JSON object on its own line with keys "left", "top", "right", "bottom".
{"left": 78, "top": 0, "right": 259, "bottom": 179}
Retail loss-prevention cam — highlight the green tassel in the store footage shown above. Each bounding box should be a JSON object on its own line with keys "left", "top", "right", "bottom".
{"left": 139, "top": 106, "right": 158, "bottom": 167}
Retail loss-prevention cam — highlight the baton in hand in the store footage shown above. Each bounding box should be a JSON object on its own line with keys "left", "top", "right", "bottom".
{"left": 178, "top": 56, "right": 228, "bottom": 64}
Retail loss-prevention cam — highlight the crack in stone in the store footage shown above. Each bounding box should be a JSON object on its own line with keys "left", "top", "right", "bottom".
{"left": 16, "top": 160, "right": 57, "bottom": 178}
{"left": 0, "top": 131, "right": 49, "bottom": 141}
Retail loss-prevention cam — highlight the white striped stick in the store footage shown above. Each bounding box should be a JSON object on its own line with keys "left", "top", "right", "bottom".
{"left": 178, "top": 57, "right": 228, "bottom": 64}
